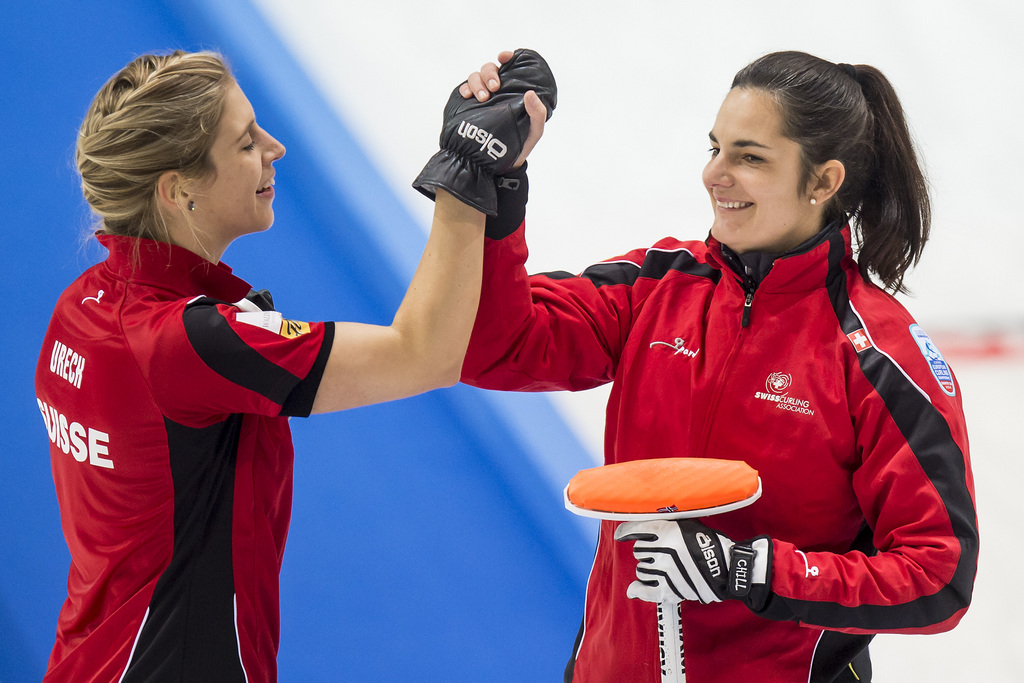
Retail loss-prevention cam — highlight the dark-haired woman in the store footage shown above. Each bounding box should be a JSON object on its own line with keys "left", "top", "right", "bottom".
{"left": 459, "top": 51, "right": 977, "bottom": 682}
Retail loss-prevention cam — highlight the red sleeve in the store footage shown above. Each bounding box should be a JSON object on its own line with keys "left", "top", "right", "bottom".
{"left": 764, "top": 284, "right": 977, "bottom": 635}
{"left": 133, "top": 297, "right": 334, "bottom": 426}
{"left": 462, "top": 223, "right": 646, "bottom": 392}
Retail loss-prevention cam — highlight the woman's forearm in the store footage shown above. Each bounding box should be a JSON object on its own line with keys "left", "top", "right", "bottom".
{"left": 310, "top": 190, "right": 484, "bottom": 414}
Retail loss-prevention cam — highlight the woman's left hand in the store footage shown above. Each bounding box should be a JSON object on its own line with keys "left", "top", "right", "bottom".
{"left": 615, "top": 519, "right": 773, "bottom": 610}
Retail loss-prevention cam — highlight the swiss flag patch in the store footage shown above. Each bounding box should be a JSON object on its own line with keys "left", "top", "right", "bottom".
{"left": 847, "top": 329, "right": 873, "bottom": 353}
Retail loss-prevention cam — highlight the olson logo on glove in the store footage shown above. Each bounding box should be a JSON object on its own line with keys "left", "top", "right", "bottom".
{"left": 457, "top": 120, "right": 508, "bottom": 160}
{"left": 696, "top": 532, "right": 723, "bottom": 578}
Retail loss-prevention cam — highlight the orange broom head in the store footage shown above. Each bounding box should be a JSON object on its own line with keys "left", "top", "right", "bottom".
{"left": 566, "top": 457, "right": 760, "bottom": 515}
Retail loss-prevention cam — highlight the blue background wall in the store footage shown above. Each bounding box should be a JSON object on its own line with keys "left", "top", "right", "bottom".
{"left": 0, "top": 1, "right": 596, "bottom": 679}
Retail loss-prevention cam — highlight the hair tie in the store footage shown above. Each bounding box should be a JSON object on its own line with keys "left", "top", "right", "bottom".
{"left": 837, "top": 63, "right": 858, "bottom": 80}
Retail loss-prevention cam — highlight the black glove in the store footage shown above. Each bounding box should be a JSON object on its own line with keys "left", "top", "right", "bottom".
{"left": 614, "top": 519, "right": 774, "bottom": 611}
{"left": 413, "top": 48, "right": 556, "bottom": 215}
{"left": 485, "top": 163, "right": 529, "bottom": 240}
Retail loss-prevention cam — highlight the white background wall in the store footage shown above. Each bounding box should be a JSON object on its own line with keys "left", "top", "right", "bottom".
{"left": 252, "top": 1, "right": 1022, "bottom": 678}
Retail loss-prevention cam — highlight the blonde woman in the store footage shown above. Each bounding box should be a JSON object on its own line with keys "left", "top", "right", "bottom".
{"left": 34, "top": 50, "right": 549, "bottom": 681}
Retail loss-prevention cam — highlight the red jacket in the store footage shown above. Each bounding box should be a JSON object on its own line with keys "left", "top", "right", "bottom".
{"left": 35, "top": 235, "right": 333, "bottom": 682}
{"left": 462, "top": 222, "right": 977, "bottom": 682}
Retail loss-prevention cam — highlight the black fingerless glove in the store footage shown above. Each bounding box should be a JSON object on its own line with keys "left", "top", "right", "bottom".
{"left": 413, "top": 48, "right": 556, "bottom": 215}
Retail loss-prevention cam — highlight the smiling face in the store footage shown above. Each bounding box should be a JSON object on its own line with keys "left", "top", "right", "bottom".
{"left": 702, "top": 88, "right": 823, "bottom": 255}
{"left": 184, "top": 80, "right": 286, "bottom": 257}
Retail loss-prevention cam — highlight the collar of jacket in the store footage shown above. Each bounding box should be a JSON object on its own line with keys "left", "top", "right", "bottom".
{"left": 96, "top": 233, "right": 253, "bottom": 302}
{"left": 704, "top": 219, "right": 852, "bottom": 294}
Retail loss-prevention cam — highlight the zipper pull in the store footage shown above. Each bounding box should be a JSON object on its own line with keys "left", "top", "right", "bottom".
{"left": 742, "top": 291, "right": 754, "bottom": 328}
{"left": 741, "top": 273, "right": 757, "bottom": 328}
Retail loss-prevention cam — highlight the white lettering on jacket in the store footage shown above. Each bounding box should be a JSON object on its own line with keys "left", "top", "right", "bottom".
{"left": 650, "top": 337, "right": 700, "bottom": 358}
{"left": 48, "top": 340, "right": 85, "bottom": 389}
{"left": 36, "top": 398, "right": 112, "bottom": 469}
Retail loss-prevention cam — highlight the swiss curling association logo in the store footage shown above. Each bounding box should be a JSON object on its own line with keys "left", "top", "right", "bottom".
{"left": 766, "top": 372, "right": 791, "bottom": 394}
{"left": 753, "top": 372, "right": 815, "bottom": 416}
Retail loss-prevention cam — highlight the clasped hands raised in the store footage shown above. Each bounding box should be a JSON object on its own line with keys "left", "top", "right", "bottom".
{"left": 413, "top": 49, "right": 554, "bottom": 215}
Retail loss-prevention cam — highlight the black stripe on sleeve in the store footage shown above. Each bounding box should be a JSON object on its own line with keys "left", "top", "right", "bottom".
{"left": 773, "top": 236, "right": 978, "bottom": 630}
{"left": 281, "top": 321, "right": 335, "bottom": 417}
{"left": 183, "top": 297, "right": 299, "bottom": 405}
{"left": 542, "top": 247, "right": 719, "bottom": 289}
{"left": 638, "top": 248, "right": 719, "bottom": 283}
{"left": 580, "top": 261, "right": 640, "bottom": 288}
{"left": 539, "top": 262, "right": 640, "bottom": 288}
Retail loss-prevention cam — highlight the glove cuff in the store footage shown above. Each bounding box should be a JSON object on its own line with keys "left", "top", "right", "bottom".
{"left": 729, "top": 536, "right": 773, "bottom": 612}
{"left": 412, "top": 149, "right": 497, "bottom": 215}
{"left": 485, "top": 163, "right": 529, "bottom": 240}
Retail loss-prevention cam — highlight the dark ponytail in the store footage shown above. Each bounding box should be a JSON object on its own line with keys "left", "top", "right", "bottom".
{"left": 731, "top": 52, "right": 930, "bottom": 293}
{"left": 853, "top": 66, "right": 930, "bottom": 293}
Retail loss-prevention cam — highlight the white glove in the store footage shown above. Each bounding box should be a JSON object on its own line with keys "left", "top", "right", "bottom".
{"left": 614, "top": 519, "right": 772, "bottom": 609}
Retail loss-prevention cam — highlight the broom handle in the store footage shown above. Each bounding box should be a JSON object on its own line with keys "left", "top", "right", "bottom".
{"left": 658, "top": 601, "right": 685, "bottom": 682}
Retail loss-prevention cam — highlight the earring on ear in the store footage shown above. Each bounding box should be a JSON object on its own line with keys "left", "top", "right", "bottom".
{"left": 810, "top": 198, "right": 817, "bottom": 205}
{"left": 188, "top": 201, "right": 196, "bottom": 211}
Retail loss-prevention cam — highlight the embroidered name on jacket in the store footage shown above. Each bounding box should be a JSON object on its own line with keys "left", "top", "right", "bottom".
{"left": 753, "top": 372, "right": 815, "bottom": 416}
{"left": 649, "top": 337, "right": 700, "bottom": 358}
{"left": 48, "top": 339, "right": 85, "bottom": 389}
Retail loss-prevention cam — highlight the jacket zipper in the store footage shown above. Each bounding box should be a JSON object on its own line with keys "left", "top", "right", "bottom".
{"left": 695, "top": 325, "right": 747, "bottom": 458}
{"left": 695, "top": 276, "right": 755, "bottom": 456}
{"left": 741, "top": 277, "right": 757, "bottom": 328}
